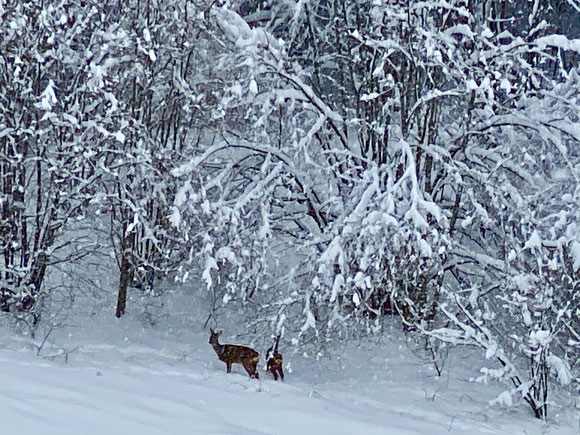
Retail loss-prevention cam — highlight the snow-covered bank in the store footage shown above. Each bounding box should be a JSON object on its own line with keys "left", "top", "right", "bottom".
{"left": 0, "top": 348, "right": 392, "bottom": 435}
{"left": 1, "top": 293, "right": 577, "bottom": 435}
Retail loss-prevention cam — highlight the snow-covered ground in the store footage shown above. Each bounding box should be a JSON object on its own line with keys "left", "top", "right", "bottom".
{"left": 1, "top": 287, "right": 578, "bottom": 435}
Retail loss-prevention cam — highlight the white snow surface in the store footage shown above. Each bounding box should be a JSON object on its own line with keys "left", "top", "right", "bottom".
{"left": 0, "top": 288, "right": 578, "bottom": 435}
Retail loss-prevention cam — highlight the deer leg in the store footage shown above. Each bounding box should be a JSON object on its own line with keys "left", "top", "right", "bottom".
{"left": 244, "top": 362, "right": 259, "bottom": 379}
{"left": 226, "top": 362, "right": 232, "bottom": 373}
{"left": 242, "top": 362, "right": 251, "bottom": 377}
{"left": 278, "top": 367, "right": 284, "bottom": 381}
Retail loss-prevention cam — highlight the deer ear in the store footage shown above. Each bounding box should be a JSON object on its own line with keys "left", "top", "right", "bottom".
{"left": 210, "top": 328, "right": 215, "bottom": 334}
{"left": 217, "top": 330, "right": 223, "bottom": 336}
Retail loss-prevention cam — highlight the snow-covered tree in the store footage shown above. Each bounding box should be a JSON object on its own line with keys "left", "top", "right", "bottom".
{"left": 0, "top": 1, "right": 119, "bottom": 319}
{"left": 171, "top": 0, "right": 579, "bottom": 418}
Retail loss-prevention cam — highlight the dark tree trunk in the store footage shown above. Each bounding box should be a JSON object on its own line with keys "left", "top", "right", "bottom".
{"left": 115, "top": 223, "right": 135, "bottom": 318}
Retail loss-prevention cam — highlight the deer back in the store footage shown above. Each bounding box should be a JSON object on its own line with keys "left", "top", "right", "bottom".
{"left": 218, "top": 343, "right": 259, "bottom": 364}
{"left": 209, "top": 329, "right": 259, "bottom": 363}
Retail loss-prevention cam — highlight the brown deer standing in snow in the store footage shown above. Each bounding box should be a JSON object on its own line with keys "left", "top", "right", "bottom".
{"left": 209, "top": 328, "right": 260, "bottom": 379}
{"left": 265, "top": 334, "right": 284, "bottom": 381}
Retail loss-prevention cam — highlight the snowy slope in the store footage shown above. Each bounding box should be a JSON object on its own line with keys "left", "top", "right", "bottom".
{"left": 0, "top": 289, "right": 578, "bottom": 435}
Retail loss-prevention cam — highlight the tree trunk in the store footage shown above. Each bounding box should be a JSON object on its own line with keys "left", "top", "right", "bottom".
{"left": 115, "top": 226, "right": 134, "bottom": 318}
{"left": 115, "top": 251, "right": 131, "bottom": 318}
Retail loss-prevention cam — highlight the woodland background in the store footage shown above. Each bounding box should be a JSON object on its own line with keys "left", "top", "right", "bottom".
{"left": 0, "top": 0, "right": 579, "bottom": 420}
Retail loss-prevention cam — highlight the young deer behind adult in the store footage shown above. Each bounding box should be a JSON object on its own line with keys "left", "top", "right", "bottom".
{"left": 265, "top": 334, "right": 284, "bottom": 381}
{"left": 209, "top": 328, "right": 259, "bottom": 379}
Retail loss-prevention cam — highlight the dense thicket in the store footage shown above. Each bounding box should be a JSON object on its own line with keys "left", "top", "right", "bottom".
{"left": 1, "top": 0, "right": 578, "bottom": 419}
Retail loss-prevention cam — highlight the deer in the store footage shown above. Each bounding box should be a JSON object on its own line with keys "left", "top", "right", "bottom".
{"left": 209, "top": 328, "right": 260, "bottom": 379}
{"left": 265, "top": 334, "right": 284, "bottom": 381}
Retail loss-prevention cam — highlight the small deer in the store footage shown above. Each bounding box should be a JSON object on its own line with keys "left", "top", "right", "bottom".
{"left": 209, "top": 328, "right": 259, "bottom": 379}
{"left": 265, "top": 334, "right": 284, "bottom": 381}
